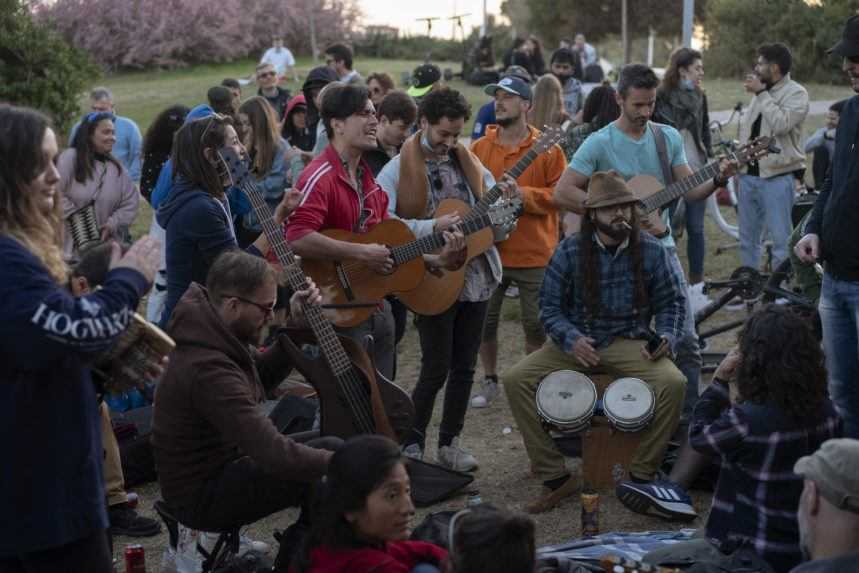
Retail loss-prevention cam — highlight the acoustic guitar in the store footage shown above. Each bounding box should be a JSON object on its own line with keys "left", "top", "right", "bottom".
{"left": 631, "top": 136, "right": 777, "bottom": 237}
{"left": 398, "top": 124, "right": 567, "bottom": 317}
{"left": 218, "top": 148, "right": 415, "bottom": 442}
{"left": 301, "top": 199, "right": 522, "bottom": 327}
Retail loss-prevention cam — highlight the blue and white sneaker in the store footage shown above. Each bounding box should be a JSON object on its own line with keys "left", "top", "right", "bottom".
{"left": 616, "top": 479, "right": 698, "bottom": 521}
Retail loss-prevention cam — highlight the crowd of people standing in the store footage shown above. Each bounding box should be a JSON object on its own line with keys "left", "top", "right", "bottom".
{"left": 3, "top": 17, "right": 859, "bottom": 573}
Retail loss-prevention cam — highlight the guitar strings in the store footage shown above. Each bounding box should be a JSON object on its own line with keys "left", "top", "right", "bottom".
{"left": 242, "top": 181, "right": 378, "bottom": 433}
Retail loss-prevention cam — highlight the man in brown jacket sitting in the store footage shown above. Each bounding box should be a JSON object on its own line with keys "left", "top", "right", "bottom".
{"left": 152, "top": 250, "right": 336, "bottom": 532}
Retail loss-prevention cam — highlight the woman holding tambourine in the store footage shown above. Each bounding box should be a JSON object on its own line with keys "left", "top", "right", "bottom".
{"left": 59, "top": 110, "right": 140, "bottom": 260}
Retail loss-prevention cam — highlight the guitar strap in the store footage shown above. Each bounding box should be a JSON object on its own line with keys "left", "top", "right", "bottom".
{"left": 650, "top": 122, "right": 674, "bottom": 186}
{"left": 650, "top": 122, "right": 681, "bottom": 222}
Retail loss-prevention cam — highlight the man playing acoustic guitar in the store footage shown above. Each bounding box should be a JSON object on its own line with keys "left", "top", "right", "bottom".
{"left": 377, "top": 88, "right": 518, "bottom": 471}
{"left": 470, "top": 75, "right": 568, "bottom": 409}
{"left": 287, "top": 84, "right": 464, "bottom": 381}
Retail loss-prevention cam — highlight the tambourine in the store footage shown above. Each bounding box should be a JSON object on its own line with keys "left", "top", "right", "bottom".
{"left": 95, "top": 312, "right": 174, "bottom": 391}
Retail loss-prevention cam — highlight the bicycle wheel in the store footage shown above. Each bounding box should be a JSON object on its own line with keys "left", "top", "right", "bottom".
{"left": 706, "top": 189, "right": 739, "bottom": 240}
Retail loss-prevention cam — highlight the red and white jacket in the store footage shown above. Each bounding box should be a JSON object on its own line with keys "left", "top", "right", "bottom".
{"left": 286, "top": 144, "right": 389, "bottom": 242}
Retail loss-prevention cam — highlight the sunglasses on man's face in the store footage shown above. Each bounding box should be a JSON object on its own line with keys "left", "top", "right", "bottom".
{"left": 258, "top": 71, "right": 276, "bottom": 79}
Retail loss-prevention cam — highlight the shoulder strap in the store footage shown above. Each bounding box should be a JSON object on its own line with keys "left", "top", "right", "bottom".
{"left": 649, "top": 123, "right": 674, "bottom": 185}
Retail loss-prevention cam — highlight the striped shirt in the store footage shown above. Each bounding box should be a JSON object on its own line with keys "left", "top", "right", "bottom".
{"left": 538, "top": 231, "right": 686, "bottom": 352}
{"left": 690, "top": 381, "right": 842, "bottom": 572}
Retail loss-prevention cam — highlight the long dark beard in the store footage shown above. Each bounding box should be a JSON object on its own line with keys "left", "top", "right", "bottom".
{"left": 593, "top": 217, "right": 631, "bottom": 242}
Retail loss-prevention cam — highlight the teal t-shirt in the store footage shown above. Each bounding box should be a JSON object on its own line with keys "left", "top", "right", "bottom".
{"left": 569, "top": 121, "right": 688, "bottom": 248}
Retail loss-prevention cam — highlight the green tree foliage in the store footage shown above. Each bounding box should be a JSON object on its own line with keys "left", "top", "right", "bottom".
{"left": 0, "top": 0, "right": 98, "bottom": 134}
{"left": 704, "top": 0, "right": 856, "bottom": 81}
{"left": 518, "top": 0, "right": 708, "bottom": 48}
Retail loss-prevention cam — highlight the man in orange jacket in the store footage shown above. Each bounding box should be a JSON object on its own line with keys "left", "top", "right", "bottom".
{"left": 470, "top": 76, "right": 568, "bottom": 407}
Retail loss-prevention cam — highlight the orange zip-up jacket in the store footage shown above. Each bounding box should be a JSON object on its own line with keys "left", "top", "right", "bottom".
{"left": 471, "top": 124, "right": 567, "bottom": 268}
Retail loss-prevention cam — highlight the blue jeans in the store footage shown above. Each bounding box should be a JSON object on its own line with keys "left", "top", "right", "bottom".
{"left": 819, "top": 273, "right": 859, "bottom": 438}
{"left": 738, "top": 173, "right": 795, "bottom": 269}
{"left": 684, "top": 197, "right": 706, "bottom": 280}
{"left": 666, "top": 248, "right": 702, "bottom": 416}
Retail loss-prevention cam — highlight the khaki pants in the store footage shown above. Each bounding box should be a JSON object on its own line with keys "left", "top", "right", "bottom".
{"left": 503, "top": 338, "right": 686, "bottom": 481}
{"left": 482, "top": 266, "right": 547, "bottom": 349}
{"left": 99, "top": 403, "right": 126, "bottom": 507}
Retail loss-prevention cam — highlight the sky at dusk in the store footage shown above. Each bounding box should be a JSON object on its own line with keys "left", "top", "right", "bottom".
{"left": 358, "top": 0, "right": 506, "bottom": 39}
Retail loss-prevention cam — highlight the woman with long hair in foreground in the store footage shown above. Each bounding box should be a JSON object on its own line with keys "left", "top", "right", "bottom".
{"left": 0, "top": 104, "right": 158, "bottom": 572}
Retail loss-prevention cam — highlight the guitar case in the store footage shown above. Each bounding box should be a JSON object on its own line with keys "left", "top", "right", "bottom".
{"left": 406, "top": 457, "right": 474, "bottom": 507}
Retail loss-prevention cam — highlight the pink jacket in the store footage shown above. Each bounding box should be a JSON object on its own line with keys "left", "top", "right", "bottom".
{"left": 58, "top": 149, "right": 140, "bottom": 258}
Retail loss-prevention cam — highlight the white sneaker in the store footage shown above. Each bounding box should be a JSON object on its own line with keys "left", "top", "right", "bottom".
{"left": 402, "top": 443, "right": 424, "bottom": 460}
{"left": 687, "top": 283, "right": 712, "bottom": 315}
{"left": 505, "top": 285, "right": 519, "bottom": 298}
{"left": 438, "top": 439, "right": 478, "bottom": 472}
{"left": 470, "top": 378, "right": 500, "bottom": 408}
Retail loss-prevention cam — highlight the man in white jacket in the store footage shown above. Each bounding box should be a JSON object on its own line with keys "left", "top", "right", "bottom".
{"left": 738, "top": 42, "right": 809, "bottom": 270}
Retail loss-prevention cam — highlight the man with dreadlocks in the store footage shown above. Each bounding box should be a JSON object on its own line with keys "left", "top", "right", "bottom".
{"left": 503, "top": 170, "right": 691, "bottom": 517}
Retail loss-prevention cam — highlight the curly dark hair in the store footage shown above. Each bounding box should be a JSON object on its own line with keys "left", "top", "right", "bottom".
{"left": 418, "top": 87, "right": 471, "bottom": 125}
{"left": 735, "top": 304, "right": 828, "bottom": 421}
{"left": 143, "top": 105, "right": 190, "bottom": 157}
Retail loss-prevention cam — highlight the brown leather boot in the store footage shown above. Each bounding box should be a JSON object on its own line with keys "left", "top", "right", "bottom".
{"left": 526, "top": 473, "right": 581, "bottom": 514}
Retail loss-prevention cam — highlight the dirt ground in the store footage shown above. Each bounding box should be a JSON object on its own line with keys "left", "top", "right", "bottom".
{"left": 115, "top": 299, "right": 747, "bottom": 569}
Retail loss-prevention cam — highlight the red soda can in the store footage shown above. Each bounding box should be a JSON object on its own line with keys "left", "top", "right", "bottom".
{"left": 124, "top": 544, "right": 146, "bottom": 573}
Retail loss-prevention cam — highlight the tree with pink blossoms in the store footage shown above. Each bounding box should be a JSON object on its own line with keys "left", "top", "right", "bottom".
{"left": 36, "top": 0, "right": 361, "bottom": 70}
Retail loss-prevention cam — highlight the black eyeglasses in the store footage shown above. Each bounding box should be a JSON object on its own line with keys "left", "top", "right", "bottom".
{"left": 224, "top": 294, "right": 276, "bottom": 315}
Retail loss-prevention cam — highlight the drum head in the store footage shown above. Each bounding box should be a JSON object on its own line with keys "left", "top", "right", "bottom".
{"left": 603, "top": 377, "right": 655, "bottom": 428}
{"left": 536, "top": 370, "right": 597, "bottom": 429}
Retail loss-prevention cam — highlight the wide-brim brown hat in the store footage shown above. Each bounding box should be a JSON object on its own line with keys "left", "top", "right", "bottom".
{"left": 584, "top": 170, "right": 638, "bottom": 210}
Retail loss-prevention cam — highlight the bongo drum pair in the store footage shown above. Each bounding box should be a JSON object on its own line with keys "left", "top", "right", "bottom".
{"left": 535, "top": 370, "right": 655, "bottom": 434}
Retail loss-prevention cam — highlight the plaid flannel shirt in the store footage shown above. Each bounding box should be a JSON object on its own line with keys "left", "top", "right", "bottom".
{"left": 690, "top": 381, "right": 842, "bottom": 572}
{"left": 538, "top": 231, "right": 686, "bottom": 352}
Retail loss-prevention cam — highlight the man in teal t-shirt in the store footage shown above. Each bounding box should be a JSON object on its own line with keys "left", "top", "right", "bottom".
{"left": 569, "top": 117, "right": 687, "bottom": 249}
{"left": 553, "top": 63, "right": 737, "bottom": 520}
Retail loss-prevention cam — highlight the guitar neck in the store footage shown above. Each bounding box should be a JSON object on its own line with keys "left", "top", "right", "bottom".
{"left": 638, "top": 161, "right": 721, "bottom": 214}
{"left": 470, "top": 144, "right": 543, "bottom": 215}
{"left": 389, "top": 210, "right": 495, "bottom": 265}
{"left": 241, "top": 182, "right": 352, "bottom": 377}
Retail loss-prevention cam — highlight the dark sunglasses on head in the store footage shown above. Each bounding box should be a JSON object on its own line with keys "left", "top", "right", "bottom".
{"left": 84, "top": 111, "right": 115, "bottom": 124}
{"left": 200, "top": 112, "right": 228, "bottom": 142}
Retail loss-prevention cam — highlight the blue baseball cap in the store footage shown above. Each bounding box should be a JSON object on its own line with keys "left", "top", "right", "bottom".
{"left": 484, "top": 76, "right": 532, "bottom": 101}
